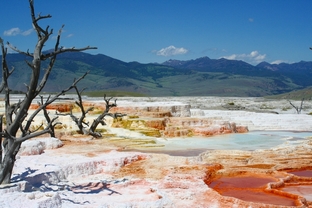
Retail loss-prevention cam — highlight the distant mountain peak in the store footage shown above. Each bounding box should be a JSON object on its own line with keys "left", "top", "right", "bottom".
{"left": 162, "top": 59, "right": 187, "bottom": 66}
{"left": 257, "top": 61, "right": 280, "bottom": 71}
{"left": 257, "top": 61, "right": 271, "bottom": 67}
{"left": 197, "top": 56, "right": 210, "bottom": 60}
{"left": 3, "top": 51, "right": 312, "bottom": 96}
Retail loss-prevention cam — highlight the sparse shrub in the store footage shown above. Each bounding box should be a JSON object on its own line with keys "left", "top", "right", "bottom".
{"left": 54, "top": 124, "right": 68, "bottom": 130}
{"left": 94, "top": 129, "right": 107, "bottom": 134}
{"left": 260, "top": 104, "right": 274, "bottom": 109}
{"left": 282, "top": 106, "right": 291, "bottom": 111}
{"left": 128, "top": 115, "right": 139, "bottom": 119}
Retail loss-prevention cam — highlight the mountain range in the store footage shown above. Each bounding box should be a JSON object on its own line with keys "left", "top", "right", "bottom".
{"left": 2, "top": 52, "right": 312, "bottom": 97}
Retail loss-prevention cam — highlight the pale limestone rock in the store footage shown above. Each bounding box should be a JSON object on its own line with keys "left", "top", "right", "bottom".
{"left": 110, "top": 103, "right": 191, "bottom": 117}
{"left": 18, "top": 137, "right": 63, "bottom": 156}
{"left": 2, "top": 97, "right": 312, "bottom": 207}
{"left": 190, "top": 109, "right": 205, "bottom": 116}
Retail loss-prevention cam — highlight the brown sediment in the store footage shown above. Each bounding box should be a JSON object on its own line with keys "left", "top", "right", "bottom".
{"left": 30, "top": 102, "right": 75, "bottom": 112}
{"left": 232, "top": 164, "right": 276, "bottom": 169}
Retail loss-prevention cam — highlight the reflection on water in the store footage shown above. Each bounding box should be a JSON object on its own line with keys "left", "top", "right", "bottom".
{"left": 128, "top": 131, "right": 312, "bottom": 156}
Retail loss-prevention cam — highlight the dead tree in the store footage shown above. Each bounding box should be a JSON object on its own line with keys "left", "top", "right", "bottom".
{"left": 88, "top": 94, "right": 126, "bottom": 137}
{"left": 288, "top": 98, "right": 304, "bottom": 114}
{"left": 0, "top": 0, "right": 96, "bottom": 184}
{"left": 56, "top": 86, "right": 126, "bottom": 138}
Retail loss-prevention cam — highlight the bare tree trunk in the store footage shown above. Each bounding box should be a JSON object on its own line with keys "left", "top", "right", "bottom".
{"left": 56, "top": 86, "right": 94, "bottom": 135}
{"left": 0, "top": 0, "right": 96, "bottom": 184}
{"left": 0, "top": 142, "right": 19, "bottom": 184}
{"left": 58, "top": 92, "right": 126, "bottom": 138}
{"left": 89, "top": 95, "right": 126, "bottom": 138}
{"left": 0, "top": 126, "right": 21, "bottom": 184}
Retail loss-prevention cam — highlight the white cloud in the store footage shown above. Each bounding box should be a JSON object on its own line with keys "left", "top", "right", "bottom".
{"left": 21, "top": 29, "right": 33, "bottom": 36}
{"left": 224, "top": 54, "right": 237, "bottom": 60}
{"left": 156, "top": 45, "right": 188, "bottom": 57}
{"left": 271, "top": 60, "right": 286, "bottom": 64}
{"left": 4, "top": 27, "right": 33, "bottom": 36}
{"left": 222, "top": 50, "right": 266, "bottom": 64}
{"left": 4, "top": 28, "right": 21, "bottom": 36}
{"left": 249, "top": 18, "right": 254, "bottom": 22}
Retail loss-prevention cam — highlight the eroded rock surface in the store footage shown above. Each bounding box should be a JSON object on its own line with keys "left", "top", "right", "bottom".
{"left": 2, "top": 97, "right": 312, "bottom": 207}
{"left": 1, "top": 136, "right": 311, "bottom": 207}
{"left": 29, "top": 99, "right": 249, "bottom": 138}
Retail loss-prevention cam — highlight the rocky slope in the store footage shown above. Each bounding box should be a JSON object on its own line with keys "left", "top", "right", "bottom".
{"left": 5, "top": 52, "right": 312, "bottom": 96}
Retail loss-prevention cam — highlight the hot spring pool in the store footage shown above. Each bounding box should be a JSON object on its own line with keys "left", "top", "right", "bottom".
{"left": 129, "top": 131, "right": 312, "bottom": 156}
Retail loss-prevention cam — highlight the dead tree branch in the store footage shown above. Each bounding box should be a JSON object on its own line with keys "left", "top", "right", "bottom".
{"left": 57, "top": 92, "right": 126, "bottom": 138}
{"left": 89, "top": 94, "right": 126, "bottom": 138}
{"left": 288, "top": 98, "right": 304, "bottom": 114}
{"left": 0, "top": 0, "right": 97, "bottom": 184}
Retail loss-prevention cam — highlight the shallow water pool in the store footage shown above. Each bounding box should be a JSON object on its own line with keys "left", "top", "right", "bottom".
{"left": 129, "top": 131, "right": 312, "bottom": 156}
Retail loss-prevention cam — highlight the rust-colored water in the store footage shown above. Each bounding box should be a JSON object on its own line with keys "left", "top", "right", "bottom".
{"left": 289, "top": 170, "right": 312, "bottom": 177}
{"left": 281, "top": 185, "right": 312, "bottom": 201}
{"left": 209, "top": 176, "right": 273, "bottom": 189}
{"left": 209, "top": 176, "right": 296, "bottom": 206}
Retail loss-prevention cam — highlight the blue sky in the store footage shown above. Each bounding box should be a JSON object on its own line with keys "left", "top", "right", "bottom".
{"left": 2, "top": 1, "right": 312, "bottom": 65}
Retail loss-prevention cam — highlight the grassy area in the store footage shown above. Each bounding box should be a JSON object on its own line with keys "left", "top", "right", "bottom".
{"left": 265, "top": 87, "right": 312, "bottom": 100}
